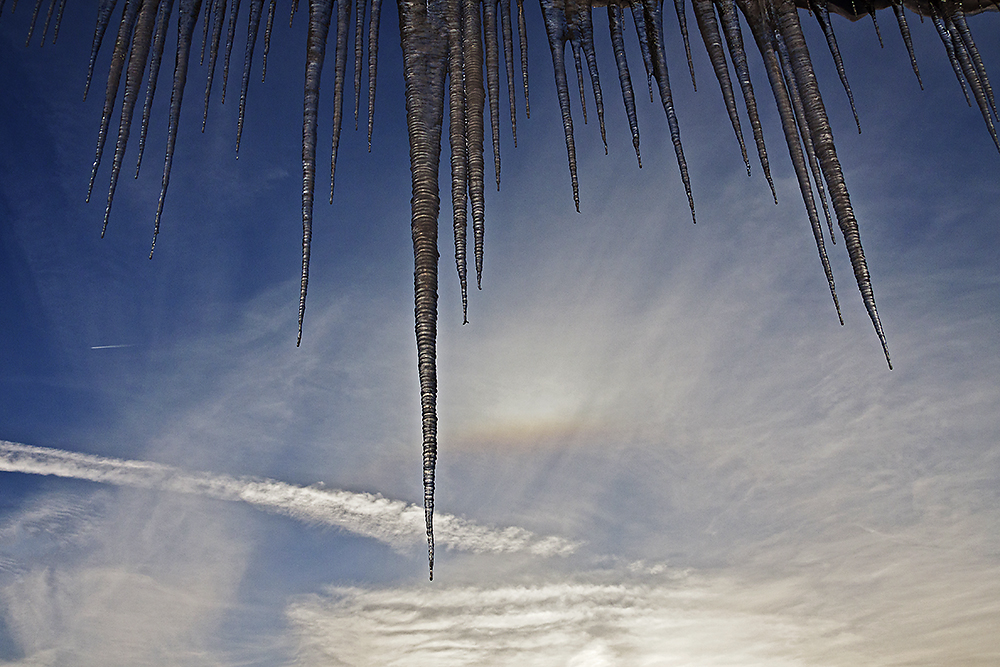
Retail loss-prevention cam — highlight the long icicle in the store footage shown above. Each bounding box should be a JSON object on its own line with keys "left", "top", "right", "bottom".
{"left": 751, "top": 20, "right": 841, "bottom": 323}
{"left": 500, "top": 0, "right": 518, "bottom": 146}
{"left": 201, "top": 0, "right": 227, "bottom": 129}
{"left": 673, "top": 0, "right": 696, "bottom": 88}
{"left": 931, "top": 10, "right": 972, "bottom": 106}
{"left": 715, "top": 0, "right": 776, "bottom": 201}
{"left": 328, "top": 0, "right": 351, "bottom": 202}
{"left": 236, "top": 0, "right": 265, "bottom": 154}
{"left": 24, "top": 0, "right": 43, "bottom": 47}
{"left": 952, "top": 9, "right": 996, "bottom": 120}
{"left": 940, "top": 10, "right": 999, "bottom": 150}
{"left": 643, "top": 0, "right": 696, "bottom": 222}
{"left": 297, "top": 0, "right": 335, "bottom": 345}
{"left": 447, "top": 0, "right": 469, "bottom": 322}
{"left": 150, "top": 0, "right": 203, "bottom": 257}
{"left": 399, "top": 0, "right": 449, "bottom": 581}
{"left": 571, "top": 40, "right": 588, "bottom": 124}
{"left": 775, "top": 0, "right": 890, "bottom": 367}
{"left": 39, "top": 0, "right": 58, "bottom": 46}
{"left": 517, "top": 0, "right": 529, "bottom": 117}
{"left": 102, "top": 0, "right": 160, "bottom": 236}
{"left": 484, "top": 0, "right": 503, "bottom": 189}
{"left": 691, "top": 0, "right": 750, "bottom": 174}
{"left": 200, "top": 0, "right": 213, "bottom": 64}
{"left": 220, "top": 0, "right": 242, "bottom": 103}
{"left": 809, "top": 0, "right": 860, "bottom": 133}
{"left": 135, "top": 0, "right": 176, "bottom": 175}
{"left": 261, "top": 0, "right": 275, "bottom": 80}
{"left": 540, "top": 0, "right": 581, "bottom": 211}
{"left": 87, "top": 0, "right": 142, "bottom": 204}
{"left": 775, "top": 34, "right": 835, "bottom": 244}
{"left": 570, "top": 2, "right": 607, "bottom": 152}
{"left": 609, "top": 2, "right": 641, "bottom": 165}
{"left": 50, "top": 0, "right": 67, "bottom": 43}
{"left": 464, "top": 0, "right": 486, "bottom": 288}
{"left": 890, "top": 0, "right": 921, "bottom": 89}
{"left": 630, "top": 2, "right": 654, "bottom": 102}
{"left": 353, "top": 0, "right": 366, "bottom": 129}
{"left": 366, "top": 0, "right": 381, "bottom": 149}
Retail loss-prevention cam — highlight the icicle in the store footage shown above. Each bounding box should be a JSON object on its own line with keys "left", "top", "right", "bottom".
{"left": 540, "top": 0, "right": 580, "bottom": 211}
{"left": 446, "top": 0, "right": 469, "bottom": 321}
{"left": 931, "top": 11, "right": 972, "bottom": 106}
{"left": 775, "top": 0, "right": 890, "bottom": 368}
{"left": 500, "top": 0, "right": 518, "bottom": 146}
{"left": 84, "top": 0, "right": 120, "bottom": 99}
{"left": 24, "top": 0, "right": 43, "bottom": 47}
{"left": 298, "top": 0, "right": 335, "bottom": 345}
{"left": 290, "top": 0, "right": 299, "bottom": 25}
{"left": 39, "top": 0, "right": 58, "bottom": 45}
{"left": 367, "top": 0, "right": 381, "bottom": 149}
{"left": 354, "top": 0, "right": 366, "bottom": 130}
{"left": 764, "top": 34, "right": 844, "bottom": 326}
{"left": 568, "top": 2, "right": 607, "bottom": 152}
{"left": 102, "top": 0, "right": 160, "bottom": 237}
{"left": 151, "top": 0, "right": 204, "bottom": 257}
{"left": 571, "top": 40, "right": 588, "bottom": 124}
{"left": 809, "top": 0, "right": 860, "bottom": 133}
{"left": 201, "top": 0, "right": 228, "bottom": 130}
{"left": 715, "top": 0, "right": 776, "bottom": 201}
{"left": 50, "top": 0, "right": 66, "bottom": 43}
{"left": 642, "top": 0, "right": 696, "bottom": 222}
{"left": 748, "top": 20, "right": 841, "bottom": 323}
{"left": 399, "top": 0, "right": 449, "bottom": 582}
{"left": 484, "top": 0, "right": 503, "bottom": 189}
{"left": 262, "top": 0, "right": 276, "bottom": 80}
{"left": 464, "top": 0, "right": 487, "bottom": 289}
{"left": 609, "top": 3, "right": 641, "bottom": 166}
{"left": 952, "top": 9, "right": 996, "bottom": 120}
{"left": 87, "top": 0, "right": 143, "bottom": 203}
{"left": 237, "top": 0, "right": 265, "bottom": 154}
{"left": 328, "top": 0, "right": 351, "bottom": 202}
{"left": 517, "top": 0, "right": 529, "bottom": 117}
{"left": 673, "top": 0, "right": 697, "bottom": 89}
{"left": 940, "top": 11, "right": 999, "bottom": 150}
{"left": 200, "top": 0, "right": 213, "bottom": 64}
{"left": 630, "top": 3, "right": 654, "bottom": 102}
{"left": 691, "top": 0, "right": 750, "bottom": 174}
{"left": 869, "top": 7, "right": 883, "bottom": 48}
{"left": 890, "top": 0, "right": 921, "bottom": 89}
{"left": 775, "top": 33, "right": 835, "bottom": 245}
{"left": 135, "top": 0, "right": 174, "bottom": 175}
{"left": 220, "top": 0, "right": 242, "bottom": 103}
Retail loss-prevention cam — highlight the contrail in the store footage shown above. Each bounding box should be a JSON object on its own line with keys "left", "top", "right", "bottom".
{"left": 0, "top": 441, "right": 578, "bottom": 557}
{"left": 89, "top": 344, "right": 134, "bottom": 350}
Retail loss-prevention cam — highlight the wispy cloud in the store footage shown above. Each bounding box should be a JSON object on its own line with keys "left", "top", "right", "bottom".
{"left": 288, "top": 556, "right": 1000, "bottom": 667}
{"left": 287, "top": 578, "right": 846, "bottom": 666}
{"left": 0, "top": 441, "right": 578, "bottom": 557}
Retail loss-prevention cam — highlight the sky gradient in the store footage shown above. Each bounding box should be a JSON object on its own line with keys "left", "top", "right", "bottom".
{"left": 1, "top": 2, "right": 999, "bottom": 664}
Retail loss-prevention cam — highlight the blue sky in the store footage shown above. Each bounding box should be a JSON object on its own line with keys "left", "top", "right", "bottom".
{"left": 1, "top": 2, "right": 999, "bottom": 664}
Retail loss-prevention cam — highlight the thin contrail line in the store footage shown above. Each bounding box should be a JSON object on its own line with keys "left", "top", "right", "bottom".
{"left": 0, "top": 441, "right": 578, "bottom": 557}
{"left": 90, "top": 344, "right": 134, "bottom": 350}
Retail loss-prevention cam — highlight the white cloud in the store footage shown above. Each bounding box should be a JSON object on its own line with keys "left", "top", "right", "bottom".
{"left": 0, "top": 441, "right": 579, "bottom": 557}
{"left": 0, "top": 490, "right": 251, "bottom": 667}
{"left": 288, "top": 543, "right": 1000, "bottom": 667}
{"left": 286, "top": 578, "right": 844, "bottom": 666}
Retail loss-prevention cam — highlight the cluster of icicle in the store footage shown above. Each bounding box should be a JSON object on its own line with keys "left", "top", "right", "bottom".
{"left": 3, "top": 0, "right": 998, "bottom": 579}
